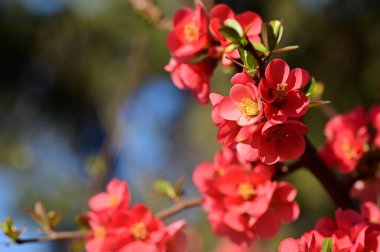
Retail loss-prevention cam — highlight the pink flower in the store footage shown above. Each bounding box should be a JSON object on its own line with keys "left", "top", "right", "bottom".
{"left": 243, "top": 120, "right": 308, "bottom": 164}
{"left": 165, "top": 57, "right": 216, "bottom": 104}
{"left": 279, "top": 205, "right": 380, "bottom": 252}
{"left": 320, "top": 106, "right": 369, "bottom": 173}
{"left": 89, "top": 178, "right": 130, "bottom": 213}
{"left": 216, "top": 168, "right": 275, "bottom": 218}
{"left": 259, "top": 59, "right": 310, "bottom": 123}
{"left": 350, "top": 173, "right": 380, "bottom": 203}
{"left": 167, "top": 5, "right": 210, "bottom": 60}
{"left": 210, "top": 93, "right": 241, "bottom": 145}
{"left": 209, "top": 4, "right": 262, "bottom": 66}
{"left": 86, "top": 179, "right": 186, "bottom": 252}
{"left": 256, "top": 182, "right": 300, "bottom": 239}
{"left": 369, "top": 105, "right": 380, "bottom": 148}
{"left": 219, "top": 83, "right": 264, "bottom": 126}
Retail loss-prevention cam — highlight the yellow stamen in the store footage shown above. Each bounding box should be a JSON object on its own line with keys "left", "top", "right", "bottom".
{"left": 130, "top": 222, "right": 149, "bottom": 240}
{"left": 108, "top": 195, "right": 121, "bottom": 207}
{"left": 94, "top": 227, "right": 106, "bottom": 241}
{"left": 183, "top": 22, "right": 199, "bottom": 42}
{"left": 342, "top": 139, "right": 360, "bottom": 160}
{"left": 238, "top": 183, "right": 256, "bottom": 200}
{"left": 273, "top": 83, "right": 288, "bottom": 104}
{"left": 239, "top": 98, "right": 259, "bottom": 116}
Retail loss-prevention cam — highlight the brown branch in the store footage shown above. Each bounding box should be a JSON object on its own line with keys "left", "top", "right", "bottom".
{"left": 155, "top": 197, "right": 202, "bottom": 219}
{"left": 12, "top": 230, "right": 88, "bottom": 245}
{"left": 301, "top": 138, "right": 354, "bottom": 209}
{"left": 128, "top": 0, "right": 172, "bottom": 30}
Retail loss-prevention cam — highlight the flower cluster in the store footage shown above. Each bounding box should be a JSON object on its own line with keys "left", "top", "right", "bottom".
{"left": 279, "top": 202, "right": 380, "bottom": 252}
{"left": 165, "top": 4, "right": 263, "bottom": 104}
{"left": 85, "top": 179, "right": 186, "bottom": 252}
{"left": 211, "top": 59, "right": 309, "bottom": 164}
{"left": 193, "top": 147, "right": 300, "bottom": 247}
{"left": 319, "top": 105, "right": 380, "bottom": 202}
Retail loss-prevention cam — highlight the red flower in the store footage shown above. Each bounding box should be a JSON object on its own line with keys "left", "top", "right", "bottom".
{"left": 219, "top": 83, "right": 264, "bottom": 126}
{"left": 89, "top": 178, "right": 130, "bottom": 213}
{"left": 242, "top": 120, "right": 308, "bottom": 164}
{"left": 255, "top": 182, "right": 300, "bottom": 239}
{"left": 320, "top": 106, "right": 369, "bottom": 173}
{"left": 165, "top": 57, "right": 216, "bottom": 104}
{"left": 86, "top": 179, "right": 186, "bottom": 252}
{"left": 370, "top": 105, "right": 380, "bottom": 148}
{"left": 259, "top": 59, "right": 310, "bottom": 123}
{"left": 279, "top": 205, "right": 380, "bottom": 252}
{"left": 167, "top": 5, "right": 210, "bottom": 60}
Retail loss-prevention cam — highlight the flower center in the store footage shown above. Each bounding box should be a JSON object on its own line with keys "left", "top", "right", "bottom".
{"left": 265, "top": 126, "right": 288, "bottom": 144}
{"left": 183, "top": 22, "right": 199, "bottom": 42}
{"left": 214, "top": 168, "right": 225, "bottom": 177}
{"left": 273, "top": 83, "right": 288, "bottom": 104}
{"left": 342, "top": 139, "right": 360, "bottom": 160}
{"left": 130, "top": 222, "right": 149, "bottom": 240}
{"left": 94, "top": 226, "right": 106, "bottom": 241}
{"left": 238, "top": 183, "right": 256, "bottom": 200}
{"left": 239, "top": 97, "right": 259, "bottom": 116}
{"left": 107, "top": 194, "right": 121, "bottom": 207}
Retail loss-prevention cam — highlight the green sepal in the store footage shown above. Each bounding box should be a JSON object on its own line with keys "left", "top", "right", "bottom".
{"left": 251, "top": 42, "right": 269, "bottom": 55}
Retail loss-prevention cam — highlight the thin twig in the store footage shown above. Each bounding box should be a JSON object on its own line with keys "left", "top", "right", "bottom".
{"left": 128, "top": 0, "right": 172, "bottom": 30}
{"left": 13, "top": 230, "right": 88, "bottom": 245}
{"left": 156, "top": 197, "right": 202, "bottom": 219}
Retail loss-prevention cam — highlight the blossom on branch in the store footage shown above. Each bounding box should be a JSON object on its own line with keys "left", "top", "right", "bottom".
{"left": 86, "top": 179, "right": 186, "bottom": 252}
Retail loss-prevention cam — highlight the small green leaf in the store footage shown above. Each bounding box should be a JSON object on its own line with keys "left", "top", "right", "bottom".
{"left": 224, "top": 19, "right": 244, "bottom": 37}
{"left": 309, "top": 100, "right": 331, "bottom": 108}
{"left": 269, "top": 20, "right": 284, "bottom": 44}
{"left": 238, "top": 48, "right": 258, "bottom": 71}
{"left": 321, "top": 237, "right": 333, "bottom": 252}
{"left": 47, "top": 211, "right": 62, "bottom": 228}
{"left": 2, "top": 216, "right": 22, "bottom": 242}
{"left": 188, "top": 53, "right": 210, "bottom": 63}
{"left": 225, "top": 43, "right": 239, "bottom": 53}
{"left": 306, "top": 77, "right": 317, "bottom": 98}
{"left": 75, "top": 215, "right": 90, "bottom": 231}
{"left": 251, "top": 42, "right": 268, "bottom": 55}
{"left": 154, "top": 179, "right": 177, "bottom": 200}
{"left": 219, "top": 27, "right": 242, "bottom": 45}
{"left": 272, "top": 45, "right": 299, "bottom": 54}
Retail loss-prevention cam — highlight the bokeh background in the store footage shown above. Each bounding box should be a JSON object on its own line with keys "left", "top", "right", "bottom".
{"left": 0, "top": 0, "right": 380, "bottom": 251}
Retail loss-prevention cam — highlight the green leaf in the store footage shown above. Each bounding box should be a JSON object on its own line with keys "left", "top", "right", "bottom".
{"left": 219, "top": 26, "right": 242, "bottom": 45}
{"left": 225, "top": 43, "right": 239, "bottom": 53}
{"left": 309, "top": 100, "right": 331, "bottom": 108}
{"left": 321, "top": 238, "right": 333, "bottom": 252}
{"left": 251, "top": 42, "right": 268, "bottom": 55}
{"left": 238, "top": 48, "right": 258, "bottom": 71}
{"left": 47, "top": 211, "right": 62, "bottom": 228}
{"left": 224, "top": 19, "right": 244, "bottom": 37}
{"left": 154, "top": 179, "right": 177, "bottom": 200}
{"left": 188, "top": 53, "right": 210, "bottom": 63}
{"left": 269, "top": 20, "right": 284, "bottom": 44}
{"left": 306, "top": 77, "right": 317, "bottom": 98}
{"left": 2, "top": 216, "right": 21, "bottom": 242}
{"left": 272, "top": 45, "right": 299, "bottom": 54}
